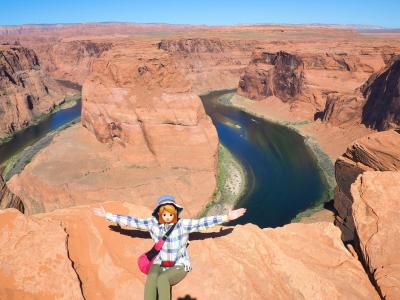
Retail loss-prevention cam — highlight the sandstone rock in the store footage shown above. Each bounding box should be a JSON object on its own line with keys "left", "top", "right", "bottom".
{"left": 320, "top": 92, "right": 364, "bottom": 126}
{"left": 8, "top": 44, "right": 218, "bottom": 216}
{"left": 1, "top": 202, "right": 380, "bottom": 299}
{"left": 0, "top": 208, "right": 84, "bottom": 299}
{"left": 158, "top": 38, "right": 256, "bottom": 93}
{"left": 37, "top": 40, "right": 112, "bottom": 84}
{"left": 0, "top": 173, "right": 24, "bottom": 212}
{"left": 81, "top": 43, "right": 218, "bottom": 169}
{"left": 334, "top": 130, "right": 400, "bottom": 241}
{"left": 361, "top": 58, "right": 400, "bottom": 130}
{"left": 0, "top": 44, "right": 65, "bottom": 137}
{"left": 351, "top": 171, "right": 400, "bottom": 299}
{"left": 238, "top": 50, "right": 305, "bottom": 102}
{"left": 7, "top": 123, "right": 217, "bottom": 217}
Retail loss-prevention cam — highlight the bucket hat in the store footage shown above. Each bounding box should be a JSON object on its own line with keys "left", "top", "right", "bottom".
{"left": 152, "top": 195, "right": 183, "bottom": 218}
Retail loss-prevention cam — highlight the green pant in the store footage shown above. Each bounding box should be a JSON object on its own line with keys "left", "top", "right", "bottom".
{"left": 144, "top": 264, "right": 187, "bottom": 300}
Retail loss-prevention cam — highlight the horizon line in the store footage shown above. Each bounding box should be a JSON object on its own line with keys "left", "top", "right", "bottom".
{"left": 0, "top": 21, "right": 398, "bottom": 30}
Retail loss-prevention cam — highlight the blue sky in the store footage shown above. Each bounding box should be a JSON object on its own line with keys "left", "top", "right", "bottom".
{"left": 1, "top": 0, "right": 399, "bottom": 27}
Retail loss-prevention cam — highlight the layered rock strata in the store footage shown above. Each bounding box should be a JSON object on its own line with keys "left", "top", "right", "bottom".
{"left": 320, "top": 57, "right": 400, "bottom": 131}
{"left": 351, "top": 171, "right": 400, "bottom": 299}
{"left": 334, "top": 129, "right": 400, "bottom": 241}
{"left": 0, "top": 44, "right": 65, "bottom": 137}
{"left": 34, "top": 40, "right": 112, "bottom": 84}
{"left": 158, "top": 38, "right": 256, "bottom": 93}
{"left": 236, "top": 47, "right": 391, "bottom": 123}
{"left": 238, "top": 50, "right": 305, "bottom": 102}
{"left": 0, "top": 173, "right": 24, "bottom": 213}
{"left": 0, "top": 202, "right": 380, "bottom": 299}
{"left": 8, "top": 44, "right": 218, "bottom": 215}
{"left": 361, "top": 58, "right": 400, "bottom": 130}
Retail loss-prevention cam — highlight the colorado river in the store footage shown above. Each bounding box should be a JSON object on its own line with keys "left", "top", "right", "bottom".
{"left": 200, "top": 90, "right": 330, "bottom": 228}
{"left": 1, "top": 90, "right": 329, "bottom": 228}
{"left": 0, "top": 100, "right": 81, "bottom": 166}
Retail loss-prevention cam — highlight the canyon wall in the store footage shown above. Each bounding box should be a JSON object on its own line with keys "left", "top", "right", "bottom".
{"left": 0, "top": 44, "right": 65, "bottom": 137}
{"left": 0, "top": 173, "right": 24, "bottom": 213}
{"left": 334, "top": 129, "right": 400, "bottom": 242}
{"left": 33, "top": 40, "right": 112, "bottom": 84}
{"left": 319, "top": 57, "right": 400, "bottom": 131}
{"left": 158, "top": 38, "right": 256, "bottom": 93}
{"left": 237, "top": 50, "right": 305, "bottom": 102}
{"left": 235, "top": 45, "right": 395, "bottom": 123}
{"left": 7, "top": 42, "right": 219, "bottom": 216}
{"left": 333, "top": 130, "right": 400, "bottom": 299}
{"left": 361, "top": 58, "right": 400, "bottom": 130}
{"left": 351, "top": 171, "right": 400, "bottom": 299}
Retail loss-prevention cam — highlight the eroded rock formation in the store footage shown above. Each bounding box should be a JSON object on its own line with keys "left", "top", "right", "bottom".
{"left": 0, "top": 208, "right": 84, "bottom": 299}
{"left": 35, "top": 40, "right": 112, "bottom": 84}
{"left": 238, "top": 50, "right": 305, "bottom": 101}
{"left": 158, "top": 38, "right": 256, "bottom": 93}
{"left": 0, "top": 44, "right": 65, "bottom": 137}
{"left": 0, "top": 202, "right": 380, "bottom": 299}
{"left": 351, "top": 171, "right": 400, "bottom": 299}
{"left": 0, "top": 173, "right": 24, "bottom": 213}
{"left": 361, "top": 58, "right": 400, "bottom": 130}
{"left": 334, "top": 129, "right": 400, "bottom": 241}
{"left": 8, "top": 43, "right": 218, "bottom": 215}
{"left": 318, "top": 57, "right": 400, "bottom": 131}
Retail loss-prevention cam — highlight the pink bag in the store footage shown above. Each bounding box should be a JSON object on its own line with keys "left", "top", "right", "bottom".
{"left": 137, "top": 239, "right": 165, "bottom": 274}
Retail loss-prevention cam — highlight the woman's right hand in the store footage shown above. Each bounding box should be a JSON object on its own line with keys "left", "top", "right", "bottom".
{"left": 91, "top": 205, "right": 106, "bottom": 218}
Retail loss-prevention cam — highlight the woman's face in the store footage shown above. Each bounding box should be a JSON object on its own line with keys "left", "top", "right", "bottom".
{"left": 161, "top": 211, "right": 174, "bottom": 223}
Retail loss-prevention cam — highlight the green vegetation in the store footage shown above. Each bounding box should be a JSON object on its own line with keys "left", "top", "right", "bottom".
{"left": 0, "top": 134, "right": 14, "bottom": 145}
{"left": 199, "top": 144, "right": 247, "bottom": 217}
{"left": 0, "top": 92, "right": 81, "bottom": 146}
{"left": 224, "top": 93, "right": 336, "bottom": 222}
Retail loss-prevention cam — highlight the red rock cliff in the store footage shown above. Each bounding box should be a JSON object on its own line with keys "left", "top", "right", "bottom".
{"left": 361, "top": 58, "right": 400, "bottom": 130}
{"left": 0, "top": 44, "right": 65, "bottom": 137}
{"left": 158, "top": 38, "right": 256, "bottom": 93}
{"left": 8, "top": 43, "right": 218, "bottom": 216}
{"left": 238, "top": 50, "right": 305, "bottom": 102}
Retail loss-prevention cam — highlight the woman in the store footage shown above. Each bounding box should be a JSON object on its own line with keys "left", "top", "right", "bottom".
{"left": 92, "top": 195, "right": 246, "bottom": 300}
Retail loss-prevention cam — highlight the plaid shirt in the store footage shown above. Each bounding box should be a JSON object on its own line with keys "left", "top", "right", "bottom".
{"left": 105, "top": 212, "right": 229, "bottom": 271}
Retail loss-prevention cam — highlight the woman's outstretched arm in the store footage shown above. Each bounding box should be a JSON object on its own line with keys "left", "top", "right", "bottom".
{"left": 91, "top": 206, "right": 157, "bottom": 231}
{"left": 181, "top": 208, "right": 246, "bottom": 233}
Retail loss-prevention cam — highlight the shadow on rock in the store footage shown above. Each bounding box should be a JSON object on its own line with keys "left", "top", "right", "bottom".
{"left": 108, "top": 224, "right": 151, "bottom": 239}
{"left": 108, "top": 225, "right": 234, "bottom": 241}
{"left": 177, "top": 295, "right": 197, "bottom": 300}
{"left": 189, "top": 227, "right": 234, "bottom": 241}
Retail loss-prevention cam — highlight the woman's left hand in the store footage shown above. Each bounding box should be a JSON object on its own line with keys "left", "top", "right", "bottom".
{"left": 228, "top": 208, "right": 247, "bottom": 221}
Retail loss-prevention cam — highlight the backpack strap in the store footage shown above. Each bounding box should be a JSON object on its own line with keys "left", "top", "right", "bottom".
{"left": 162, "top": 219, "right": 179, "bottom": 241}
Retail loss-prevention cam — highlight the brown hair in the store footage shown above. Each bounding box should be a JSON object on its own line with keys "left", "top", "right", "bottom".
{"left": 158, "top": 204, "right": 178, "bottom": 224}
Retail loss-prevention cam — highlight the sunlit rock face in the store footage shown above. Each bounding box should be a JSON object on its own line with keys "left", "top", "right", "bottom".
{"left": 238, "top": 50, "right": 305, "bottom": 102}
{"left": 351, "top": 171, "right": 400, "bottom": 299}
{"left": 0, "top": 202, "right": 380, "bottom": 300}
{"left": 334, "top": 129, "right": 400, "bottom": 242}
{"left": 0, "top": 44, "right": 64, "bottom": 137}
{"left": 8, "top": 43, "right": 218, "bottom": 216}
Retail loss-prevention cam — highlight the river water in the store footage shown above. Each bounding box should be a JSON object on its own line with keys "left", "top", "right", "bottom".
{"left": 1, "top": 91, "right": 328, "bottom": 228}
{"left": 0, "top": 101, "right": 82, "bottom": 166}
{"left": 200, "top": 90, "right": 329, "bottom": 228}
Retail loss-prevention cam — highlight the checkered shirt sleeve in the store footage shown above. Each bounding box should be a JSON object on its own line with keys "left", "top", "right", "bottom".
{"left": 181, "top": 215, "right": 229, "bottom": 233}
{"left": 105, "top": 212, "right": 157, "bottom": 231}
